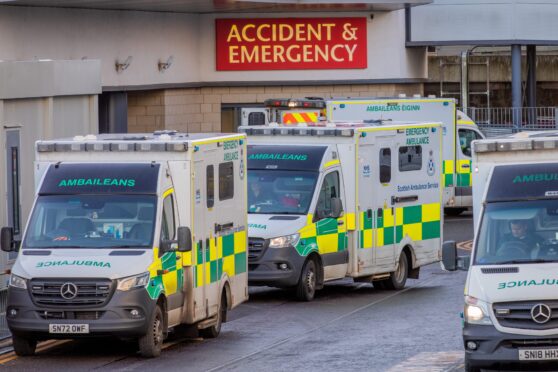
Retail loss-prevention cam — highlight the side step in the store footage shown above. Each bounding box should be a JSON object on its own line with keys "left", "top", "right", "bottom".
{"left": 196, "top": 315, "right": 219, "bottom": 330}
{"left": 354, "top": 273, "right": 391, "bottom": 283}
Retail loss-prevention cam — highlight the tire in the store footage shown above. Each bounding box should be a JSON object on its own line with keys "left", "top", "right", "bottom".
{"left": 12, "top": 335, "right": 37, "bottom": 357}
{"left": 383, "top": 252, "right": 408, "bottom": 290}
{"left": 296, "top": 259, "right": 317, "bottom": 301}
{"left": 200, "top": 292, "right": 227, "bottom": 339}
{"left": 464, "top": 358, "right": 481, "bottom": 372}
{"left": 445, "top": 208, "right": 466, "bottom": 216}
{"left": 138, "top": 304, "right": 164, "bottom": 358}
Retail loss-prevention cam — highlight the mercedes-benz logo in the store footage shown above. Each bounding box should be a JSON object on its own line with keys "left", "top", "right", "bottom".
{"left": 60, "top": 282, "right": 78, "bottom": 300}
{"left": 531, "top": 303, "right": 552, "bottom": 324}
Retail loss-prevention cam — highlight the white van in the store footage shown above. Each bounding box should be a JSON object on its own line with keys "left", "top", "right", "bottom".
{"left": 443, "top": 131, "right": 558, "bottom": 371}
{"left": 1, "top": 132, "right": 248, "bottom": 357}
{"left": 240, "top": 121, "right": 443, "bottom": 301}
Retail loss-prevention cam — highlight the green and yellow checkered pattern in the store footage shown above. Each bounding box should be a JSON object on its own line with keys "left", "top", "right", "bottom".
{"left": 456, "top": 159, "right": 472, "bottom": 187}
{"left": 443, "top": 160, "right": 454, "bottom": 187}
{"left": 359, "top": 203, "right": 441, "bottom": 249}
{"left": 193, "top": 230, "right": 247, "bottom": 288}
{"left": 296, "top": 215, "right": 348, "bottom": 256}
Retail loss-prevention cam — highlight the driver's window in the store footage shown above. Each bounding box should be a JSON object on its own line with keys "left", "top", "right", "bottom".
{"left": 161, "top": 194, "right": 175, "bottom": 241}
{"left": 458, "top": 129, "right": 483, "bottom": 157}
{"left": 315, "top": 172, "right": 340, "bottom": 221}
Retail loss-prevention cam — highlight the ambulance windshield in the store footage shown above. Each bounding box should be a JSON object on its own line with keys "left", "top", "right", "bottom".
{"left": 248, "top": 170, "right": 317, "bottom": 215}
{"left": 23, "top": 194, "right": 157, "bottom": 249}
{"left": 474, "top": 200, "right": 558, "bottom": 265}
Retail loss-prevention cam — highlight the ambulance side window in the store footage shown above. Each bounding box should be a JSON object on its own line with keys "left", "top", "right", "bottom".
{"left": 207, "top": 165, "right": 214, "bottom": 208}
{"left": 315, "top": 171, "right": 340, "bottom": 220}
{"left": 161, "top": 194, "right": 175, "bottom": 241}
{"left": 398, "top": 146, "right": 422, "bottom": 172}
{"left": 219, "top": 162, "right": 234, "bottom": 201}
{"left": 459, "top": 129, "right": 483, "bottom": 157}
{"left": 379, "top": 148, "right": 391, "bottom": 183}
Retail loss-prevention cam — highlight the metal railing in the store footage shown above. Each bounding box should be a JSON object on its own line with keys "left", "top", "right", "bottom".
{"left": 464, "top": 107, "right": 558, "bottom": 137}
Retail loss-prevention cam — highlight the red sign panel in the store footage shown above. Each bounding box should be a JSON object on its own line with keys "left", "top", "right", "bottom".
{"left": 216, "top": 18, "right": 367, "bottom": 71}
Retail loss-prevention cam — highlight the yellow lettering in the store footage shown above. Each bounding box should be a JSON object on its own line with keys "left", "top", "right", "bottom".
{"left": 331, "top": 44, "right": 344, "bottom": 62}
{"left": 345, "top": 44, "right": 357, "bottom": 62}
{"left": 227, "top": 25, "right": 242, "bottom": 42}
{"left": 286, "top": 45, "right": 301, "bottom": 62}
{"left": 307, "top": 24, "right": 321, "bottom": 41}
{"left": 322, "top": 23, "right": 335, "bottom": 41}
{"left": 315, "top": 44, "right": 329, "bottom": 62}
{"left": 295, "top": 24, "right": 305, "bottom": 41}
{"left": 261, "top": 45, "right": 272, "bottom": 63}
{"left": 256, "top": 24, "right": 270, "bottom": 42}
{"left": 273, "top": 45, "right": 286, "bottom": 63}
{"left": 279, "top": 24, "right": 294, "bottom": 41}
{"left": 241, "top": 24, "right": 256, "bottom": 42}
{"left": 241, "top": 46, "right": 258, "bottom": 63}
{"left": 302, "top": 44, "right": 313, "bottom": 62}
{"left": 229, "top": 45, "right": 240, "bottom": 63}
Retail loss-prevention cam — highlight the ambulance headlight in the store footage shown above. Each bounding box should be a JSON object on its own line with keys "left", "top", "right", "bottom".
{"left": 464, "top": 296, "right": 492, "bottom": 325}
{"left": 269, "top": 234, "right": 300, "bottom": 249}
{"left": 117, "top": 272, "right": 150, "bottom": 291}
{"left": 9, "top": 274, "right": 27, "bottom": 289}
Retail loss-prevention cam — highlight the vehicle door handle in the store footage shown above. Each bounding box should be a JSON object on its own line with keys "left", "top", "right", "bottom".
{"left": 215, "top": 222, "right": 234, "bottom": 233}
{"left": 461, "top": 163, "right": 470, "bottom": 169}
{"left": 392, "top": 195, "right": 419, "bottom": 204}
{"left": 337, "top": 220, "right": 344, "bottom": 226}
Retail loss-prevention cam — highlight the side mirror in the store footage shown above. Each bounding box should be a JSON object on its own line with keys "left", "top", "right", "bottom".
{"left": 1, "top": 227, "right": 14, "bottom": 253}
{"left": 441, "top": 240, "right": 457, "bottom": 271}
{"left": 457, "top": 255, "right": 471, "bottom": 271}
{"left": 177, "top": 226, "right": 192, "bottom": 253}
{"left": 330, "top": 198, "right": 343, "bottom": 219}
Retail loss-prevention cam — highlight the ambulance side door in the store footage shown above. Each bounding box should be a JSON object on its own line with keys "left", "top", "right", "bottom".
{"left": 356, "top": 141, "right": 375, "bottom": 273}
{"left": 192, "top": 160, "right": 208, "bottom": 319}
{"left": 373, "top": 138, "right": 396, "bottom": 271}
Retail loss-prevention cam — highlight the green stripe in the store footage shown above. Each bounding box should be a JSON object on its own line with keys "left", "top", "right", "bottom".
{"left": 422, "top": 221, "right": 441, "bottom": 240}
{"left": 316, "top": 218, "right": 338, "bottom": 235}
{"left": 235, "top": 252, "right": 247, "bottom": 274}
{"left": 223, "top": 234, "right": 235, "bottom": 257}
{"left": 403, "top": 205, "right": 422, "bottom": 225}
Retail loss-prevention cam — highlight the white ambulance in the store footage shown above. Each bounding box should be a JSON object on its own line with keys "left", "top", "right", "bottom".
{"left": 443, "top": 131, "right": 558, "bottom": 371}
{"left": 239, "top": 121, "right": 443, "bottom": 301}
{"left": 327, "top": 97, "right": 485, "bottom": 215}
{"left": 1, "top": 131, "right": 248, "bottom": 357}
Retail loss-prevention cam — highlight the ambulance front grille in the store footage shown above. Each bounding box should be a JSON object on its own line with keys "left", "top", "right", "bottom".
{"left": 493, "top": 301, "right": 558, "bottom": 330}
{"left": 30, "top": 279, "right": 113, "bottom": 307}
{"left": 248, "top": 238, "right": 267, "bottom": 261}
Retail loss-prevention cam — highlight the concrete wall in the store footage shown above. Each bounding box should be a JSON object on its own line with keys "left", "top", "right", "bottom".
{"left": 410, "top": 0, "right": 558, "bottom": 45}
{"left": 127, "top": 83, "right": 424, "bottom": 133}
{"left": 0, "top": 6, "right": 427, "bottom": 89}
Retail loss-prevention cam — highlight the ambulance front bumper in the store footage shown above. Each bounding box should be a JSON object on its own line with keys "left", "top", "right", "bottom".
{"left": 6, "top": 285, "right": 156, "bottom": 339}
{"left": 464, "top": 323, "right": 558, "bottom": 369}
{"left": 248, "top": 241, "right": 305, "bottom": 288}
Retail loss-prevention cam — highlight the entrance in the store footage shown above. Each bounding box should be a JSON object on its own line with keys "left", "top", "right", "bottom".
{"left": 5, "top": 129, "right": 21, "bottom": 260}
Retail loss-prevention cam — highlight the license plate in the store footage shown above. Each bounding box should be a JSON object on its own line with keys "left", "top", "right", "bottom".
{"left": 49, "top": 324, "right": 89, "bottom": 334}
{"left": 519, "top": 348, "right": 558, "bottom": 361}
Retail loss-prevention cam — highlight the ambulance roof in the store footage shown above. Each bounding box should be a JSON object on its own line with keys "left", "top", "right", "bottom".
{"left": 36, "top": 131, "right": 243, "bottom": 153}
{"left": 474, "top": 130, "right": 558, "bottom": 154}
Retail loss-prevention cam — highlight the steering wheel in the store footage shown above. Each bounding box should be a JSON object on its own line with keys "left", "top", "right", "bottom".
{"left": 496, "top": 241, "right": 529, "bottom": 260}
{"left": 46, "top": 229, "right": 71, "bottom": 241}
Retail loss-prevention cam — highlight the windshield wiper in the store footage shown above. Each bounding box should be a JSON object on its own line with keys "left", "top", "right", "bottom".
{"left": 496, "top": 259, "right": 557, "bottom": 265}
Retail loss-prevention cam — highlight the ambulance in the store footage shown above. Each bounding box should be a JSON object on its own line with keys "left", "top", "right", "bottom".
{"left": 1, "top": 131, "right": 248, "bottom": 357}
{"left": 443, "top": 131, "right": 558, "bottom": 371}
{"left": 239, "top": 121, "right": 443, "bottom": 301}
{"left": 327, "top": 97, "right": 485, "bottom": 215}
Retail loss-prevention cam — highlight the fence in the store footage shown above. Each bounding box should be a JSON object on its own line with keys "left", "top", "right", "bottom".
{"left": 465, "top": 107, "right": 558, "bottom": 137}
{"left": 0, "top": 288, "right": 8, "bottom": 340}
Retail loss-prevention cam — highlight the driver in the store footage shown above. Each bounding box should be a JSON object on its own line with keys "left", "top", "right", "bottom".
{"left": 501, "top": 220, "right": 543, "bottom": 250}
{"left": 249, "top": 181, "right": 272, "bottom": 204}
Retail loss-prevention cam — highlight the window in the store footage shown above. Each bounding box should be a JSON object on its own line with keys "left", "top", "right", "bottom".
{"left": 161, "top": 195, "right": 175, "bottom": 241}
{"left": 398, "top": 146, "right": 422, "bottom": 172}
{"left": 315, "top": 172, "right": 340, "bottom": 220}
{"left": 219, "top": 162, "right": 234, "bottom": 201}
{"left": 379, "top": 148, "right": 391, "bottom": 183}
{"left": 459, "top": 129, "right": 483, "bottom": 157}
{"left": 248, "top": 112, "right": 266, "bottom": 126}
{"left": 207, "top": 165, "right": 214, "bottom": 208}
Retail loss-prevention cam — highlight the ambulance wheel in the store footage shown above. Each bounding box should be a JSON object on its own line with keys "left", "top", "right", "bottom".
{"left": 200, "top": 292, "right": 227, "bottom": 339}
{"left": 384, "top": 253, "right": 408, "bottom": 290}
{"left": 12, "top": 335, "right": 37, "bottom": 356}
{"left": 445, "top": 208, "right": 465, "bottom": 216}
{"left": 139, "top": 304, "right": 164, "bottom": 358}
{"left": 296, "top": 259, "right": 317, "bottom": 301}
